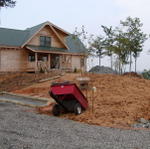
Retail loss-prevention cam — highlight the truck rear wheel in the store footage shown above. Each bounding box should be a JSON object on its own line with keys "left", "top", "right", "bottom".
{"left": 74, "top": 103, "right": 82, "bottom": 115}
{"left": 52, "top": 104, "right": 62, "bottom": 116}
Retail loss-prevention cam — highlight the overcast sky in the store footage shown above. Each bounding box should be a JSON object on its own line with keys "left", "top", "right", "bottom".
{"left": 0, "top": 0, "right": 150, "bottom": 71}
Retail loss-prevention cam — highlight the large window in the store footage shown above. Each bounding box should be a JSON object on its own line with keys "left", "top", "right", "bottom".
{"left": 40, "top": 36, "right": 51, "bottom": 47}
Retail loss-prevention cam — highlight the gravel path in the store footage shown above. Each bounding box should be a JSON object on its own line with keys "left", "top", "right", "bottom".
{"left": 0, "top": 102, "right": 150, "bottom": 149}
{"left": 0, "top": 93, "right": 47, "bottom": 107}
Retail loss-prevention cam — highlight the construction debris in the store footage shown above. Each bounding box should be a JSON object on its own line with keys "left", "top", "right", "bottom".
{"left": 37, "top": 61, "right": 49, "bottom": 73}
{"left": 76, "top": 77, "right": 90, "bottom": 90}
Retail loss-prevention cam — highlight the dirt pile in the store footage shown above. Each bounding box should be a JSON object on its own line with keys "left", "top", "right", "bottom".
{"left": 123, "top": 72, "right": 142, "bottom": 78}
{"left": 59, "top": 74, "right": 150, "bottom": 128}
{"left": 13, "top": 73, "right": 150, "bottom": 128}
{"left": 89, "top": 65, "right": 117, "bottom": 74}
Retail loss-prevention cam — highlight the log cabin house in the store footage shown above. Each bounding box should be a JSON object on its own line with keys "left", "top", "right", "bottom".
{"left": 0, "top": 21, "right": 87, "bottom": 72}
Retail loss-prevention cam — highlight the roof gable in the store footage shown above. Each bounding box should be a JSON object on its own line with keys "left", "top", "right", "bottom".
{"left": 28, "top": 25, "right": 66, "bottom": 48}
{"left": 23, "top": 22, "right": 46, "bottom": 44}
{"left": 22, "top": 22, "right": 69, "bottom": 49}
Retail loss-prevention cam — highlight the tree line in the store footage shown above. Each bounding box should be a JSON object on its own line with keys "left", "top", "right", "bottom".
{"left": 74, "top": 17, "right": 148, "bottom": 74}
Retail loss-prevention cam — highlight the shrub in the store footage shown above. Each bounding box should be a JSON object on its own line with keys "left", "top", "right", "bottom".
{"left": 141, "top": 69, "right": 150, "bottom": 80}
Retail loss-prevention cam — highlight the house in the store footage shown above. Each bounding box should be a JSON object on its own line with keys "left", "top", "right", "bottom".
{"left": 0, "top": 21, "right": 87, "bottom": 72}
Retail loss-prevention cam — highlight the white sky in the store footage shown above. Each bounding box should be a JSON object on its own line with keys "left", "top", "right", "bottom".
{"left": 0, "top": 0, "right": 150, "bottom": 71}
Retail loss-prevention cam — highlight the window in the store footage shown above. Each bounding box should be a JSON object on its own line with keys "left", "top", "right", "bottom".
{"left": 40, "top": 36, "right": 51, "bottom": 47}
{"left": 28, "top": 54, "right": 35, "bottom": 62}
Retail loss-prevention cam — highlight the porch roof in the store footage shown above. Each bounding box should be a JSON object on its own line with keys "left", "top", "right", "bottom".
{"left": 27, "top": 45, "right": 67, "bottom": 52}
{"left": 26, "top": 45, "right": 87, "bottom": 55}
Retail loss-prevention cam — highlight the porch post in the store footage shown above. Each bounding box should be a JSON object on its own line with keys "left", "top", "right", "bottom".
{"left": 48, "top": 54, "right": 51, "bottom": 70}
{"left": 35, "top": 52, "right": 38, "bottom": 72}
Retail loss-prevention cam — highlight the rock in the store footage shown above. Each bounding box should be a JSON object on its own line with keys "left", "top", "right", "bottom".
{"left": 132, "top": 123, "right": 144, "bottom": 128}
{"left": 138, "top": 118, "right": 148, "bottom": 124}
{"left": 144, "top": 123, "right": 150, "bottom": 128}
{"left": 131, "top": 118, "right": 150, "bottom": 128}
{"left": 132, "top": 123, "right": 149, "bottom": 128}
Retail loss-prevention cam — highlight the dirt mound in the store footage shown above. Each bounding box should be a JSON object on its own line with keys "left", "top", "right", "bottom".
{"left": 123, "top": 72, "right": 142, "bottom": 78}
{"left": 89, "top": 65, "right": 117, "bottom": 74}
{"left": 13, "top": 73, "right": 150, "bottom": 128}
{"left": 61, "top": 74, "right": 150, "bottom": 128}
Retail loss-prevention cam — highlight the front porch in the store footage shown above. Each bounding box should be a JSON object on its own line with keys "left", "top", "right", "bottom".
{"left": 27, "top": 51, "right": 62, "bottom": 72}
{"left": 26, "top": 48, "right": 73, "bottom": 72}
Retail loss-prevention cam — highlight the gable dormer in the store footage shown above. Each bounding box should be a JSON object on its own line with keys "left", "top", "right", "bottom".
{"left": 28, "top": 25, "right": 66, "bottom": 48}
{"left": 22, "top": 22, "right": 70, "bottom": 49}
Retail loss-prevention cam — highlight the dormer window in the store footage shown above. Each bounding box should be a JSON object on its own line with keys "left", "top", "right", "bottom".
{"left": 40, "top": 36, "right": 51, "bottom": 47}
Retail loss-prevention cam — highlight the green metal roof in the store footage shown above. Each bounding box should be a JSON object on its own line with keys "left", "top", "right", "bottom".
{"left": 27, "top": 45, "right": 67, "bottom": 53}
{"left": 24, "top": 22, "right": 47, "bottom": 45}
{"left": 0, "top": 28, "right": 29, "bottom": 46}
{"left": 0, "top": 22, "right": 87, "bottom": 54}
{"left": 66, "top": 35, "right": 87, "bottom": 54}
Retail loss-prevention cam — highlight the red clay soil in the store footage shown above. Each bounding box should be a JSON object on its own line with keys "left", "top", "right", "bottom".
{"left": 13, "top": 73, "right": 81, "bottom": 98}
{"left": 122, "top": 72, "right": 142, "bottom": 78}
{"left": 13, "top": 73, "right": 150, "bottom": 128}
{"left": 0, "top": 71, "right": 61, "bottom": 92}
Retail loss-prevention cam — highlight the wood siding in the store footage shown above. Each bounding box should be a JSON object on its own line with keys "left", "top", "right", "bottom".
{"left": 71, "top": 56, "right": 81, "bottom": 70}
{"left": 0, "top": 48, "right": 28, "bottom": 72}
{"left": 53, "top": 27, "right": 68, "bottom": 42}
{"left": 0, "top": 48, "right": 86, "bottom": 72}
{"left": 28, "top": 26, "right": 66, "bottom": 48}
{"left": 71, "top": 56, "right": 87, "bottom": 71}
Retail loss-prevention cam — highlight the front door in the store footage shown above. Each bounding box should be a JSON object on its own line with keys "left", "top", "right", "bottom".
{"left": 51, "top": 54, "right": 60, "bottom": 69}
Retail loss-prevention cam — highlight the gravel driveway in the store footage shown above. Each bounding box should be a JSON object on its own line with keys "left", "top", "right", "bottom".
{"left": 0, "top": 102, "right": 150, "bottom": 149}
